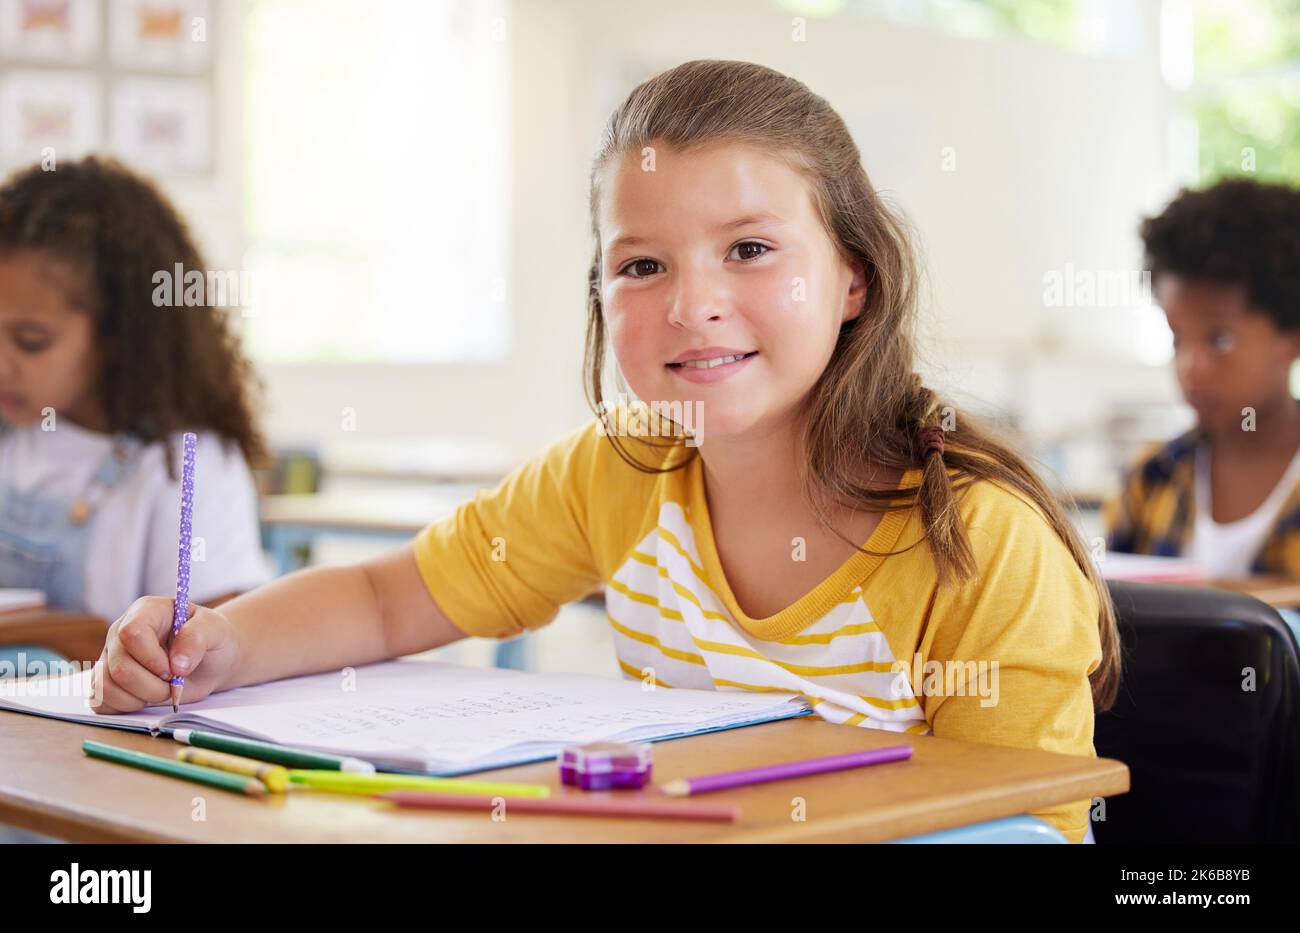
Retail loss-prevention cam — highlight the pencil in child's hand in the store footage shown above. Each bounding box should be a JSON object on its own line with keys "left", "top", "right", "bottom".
{"left": 168, "top": 432, "right": 197, "bottom": 711}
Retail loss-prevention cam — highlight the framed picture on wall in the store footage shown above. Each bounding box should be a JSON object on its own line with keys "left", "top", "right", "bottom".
{"left": 110, "top": 0, "right": 210, "bottom": 71}
{"left": 110, "top": 76, "right": 210, "bottom": 172}
{"left": 0, "top": 0, "right": 100, "bottom": 62}
{"left": 0, "top": 68, "right": 99, "bottom": 168}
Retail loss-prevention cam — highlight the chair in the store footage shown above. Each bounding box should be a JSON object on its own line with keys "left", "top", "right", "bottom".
{"left": 1095, "top": 580, "right": 1300, "bottom": 843}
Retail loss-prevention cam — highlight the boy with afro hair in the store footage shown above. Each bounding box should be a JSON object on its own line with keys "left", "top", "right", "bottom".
{"left": 1106, "top": 178, "right": 1300, "bottom": 579}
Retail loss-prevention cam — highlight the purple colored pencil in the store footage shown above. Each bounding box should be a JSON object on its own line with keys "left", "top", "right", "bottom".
{"left": 168, "top": 432, "right": 197, "bottom": 711}
{"left": 659, "top": 744, "right": 912, "bottom": 797}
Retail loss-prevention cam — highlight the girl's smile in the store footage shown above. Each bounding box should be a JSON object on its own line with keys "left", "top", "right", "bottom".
{"left": 665, "top": 346, "right": 759, "bottom": 384}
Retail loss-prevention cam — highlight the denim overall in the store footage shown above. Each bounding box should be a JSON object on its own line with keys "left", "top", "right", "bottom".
{"left": 0, "top": 430, "right": 144, "bottom": 677}
{"left": 0, "top": 431, "right": 146, "bottom": 841}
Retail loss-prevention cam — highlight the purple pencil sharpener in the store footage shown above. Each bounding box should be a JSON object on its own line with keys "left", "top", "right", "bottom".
{"left": 559, "top": 741, "right": 652, "bottom": 790}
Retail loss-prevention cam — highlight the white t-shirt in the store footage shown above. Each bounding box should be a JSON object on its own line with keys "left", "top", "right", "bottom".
{"left": 0, "top": 421, "right": 270, "bottom": 621}
{"left": 1191, "top": 439, "right": 1300, "bottom": 579}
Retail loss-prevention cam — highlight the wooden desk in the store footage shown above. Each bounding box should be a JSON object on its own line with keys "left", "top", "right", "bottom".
{"left": 1211, "top": 576, "right": 1300, "bottom": 610}
{"left": 1104, "top": 573, "right": 1300, "bottom": 610}
{"left": 0, "top": 610, "right": 109, "bottom": 663}
{"left": 0, "top": 713, "right": 1127, "bottom": 843}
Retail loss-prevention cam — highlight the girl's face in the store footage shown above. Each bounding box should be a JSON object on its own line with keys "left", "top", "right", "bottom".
{"left": 596, "top": 141, "right": 865, "bottom": 443}
{"left": 0, "top": 253, "right": 102, "bottom": 430}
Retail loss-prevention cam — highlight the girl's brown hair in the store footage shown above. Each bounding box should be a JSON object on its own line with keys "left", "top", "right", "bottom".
{"left": 0, "top": 156, "right": 266, "bottom": 474}
{"left": 583, "top": 60, "right": 1119, "bottom": 711}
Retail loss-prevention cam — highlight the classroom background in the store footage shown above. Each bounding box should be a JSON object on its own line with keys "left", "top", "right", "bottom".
{"left": 1, "top": 0, "right": 1294, "bottom": 672}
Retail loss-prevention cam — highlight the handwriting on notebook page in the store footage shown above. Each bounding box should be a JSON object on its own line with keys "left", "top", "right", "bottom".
{"left": 201, "top": 684, "right": 793, "bottom": 761}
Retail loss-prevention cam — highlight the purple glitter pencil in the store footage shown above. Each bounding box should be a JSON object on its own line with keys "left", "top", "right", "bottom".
{"left": 168, "top": 432, "right": 197, "bottom": 711}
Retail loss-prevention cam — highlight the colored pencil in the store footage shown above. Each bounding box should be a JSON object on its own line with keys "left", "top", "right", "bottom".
{"left": 177, "top": 747, "right": 291, "bottom": 792}
{"left": 170, "top": 728, "right": 376, "bottom": 774}
{"left": 378, "top": 790, "right": 741, "bottom": 821}
{"left": 83, "top": 740, "right": 266, "bottom": 797}
{"left": 659, "top": 744, "right": 913, "bottom": 796}
{"left": 288, "top": 770, "right": 550, "bottom": 798}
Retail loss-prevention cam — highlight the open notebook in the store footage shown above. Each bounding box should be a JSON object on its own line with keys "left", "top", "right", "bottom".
{"left": 0, "top": 659, "right": 811, "bottom": 775}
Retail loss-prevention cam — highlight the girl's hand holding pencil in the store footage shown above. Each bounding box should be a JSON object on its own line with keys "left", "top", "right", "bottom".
{"left": 91, "top": 432, "right": 238, "bottom": 715}
{"left": 89, "top": 598, "right": 238, "bottom": 714}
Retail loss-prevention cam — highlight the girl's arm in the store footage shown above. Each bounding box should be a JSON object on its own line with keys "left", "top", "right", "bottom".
{"left": 91, "top": 543, "right": 467, "bottom": 713}
{"left": 218, "top": 542, "right": 466, "bottom": 689}
{"left": 200, "top": 591, "right": 245, "bottom": 608}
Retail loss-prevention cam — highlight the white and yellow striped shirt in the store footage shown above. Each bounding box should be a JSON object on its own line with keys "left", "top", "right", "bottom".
{"left": 414, "top": 417, "right": 1102, "bottom": 842}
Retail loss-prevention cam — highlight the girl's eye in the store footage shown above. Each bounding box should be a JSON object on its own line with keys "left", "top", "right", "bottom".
{"left": 13, "top": 336, "right": 50, "bottom": 354}
{"left": 620, "top": 259, "right": 663, "bottom": 279}
{"left": 729, "top": 241, "right": 769, "bottom": 262}
{"left": 1211, "top": 330, "right": 1236, "bottom": 353}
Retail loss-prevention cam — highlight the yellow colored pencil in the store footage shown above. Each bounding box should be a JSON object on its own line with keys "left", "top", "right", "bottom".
{"left": 287, "top": 770, "right": 551, "bottom": 798}
{"left": 177, "top": 747, "right": 291, "bottom": 793}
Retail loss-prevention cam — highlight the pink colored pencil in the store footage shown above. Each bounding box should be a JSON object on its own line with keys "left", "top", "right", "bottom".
{"left": 660, "top": 744, "right": 913, "bottom": 796}
{"left": 377, "top": 790, "right": 740, "bottom": 822}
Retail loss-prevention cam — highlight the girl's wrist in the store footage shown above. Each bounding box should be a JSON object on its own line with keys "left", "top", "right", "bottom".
{"left": 216, "top": 609, "right": 246, "bottom": 692}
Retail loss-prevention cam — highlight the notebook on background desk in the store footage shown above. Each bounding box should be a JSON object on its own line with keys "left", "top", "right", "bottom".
{"left": 1096, "top": 552, "right": 1204, "bottom": 584}
{"left": 0, "top": 589, "right": 46, "bottom": 612}
{"left": 0, "top": 659, "right": 811, "bottom": 775}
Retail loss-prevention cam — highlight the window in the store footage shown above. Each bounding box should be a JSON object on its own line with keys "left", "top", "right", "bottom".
{"left": 1188, "top": 0, "right": 1300, "bottom": 184}
{"left": 242, "top": 0, "right": 511, "bottom": 363}
{"left": 804, "top": 0, "right": 1137, "bottom": 56}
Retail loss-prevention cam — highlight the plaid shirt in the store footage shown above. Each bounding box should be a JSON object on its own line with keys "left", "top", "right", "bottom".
{"left": 1104, "top": 427, "right": 1300, "bottom": 578}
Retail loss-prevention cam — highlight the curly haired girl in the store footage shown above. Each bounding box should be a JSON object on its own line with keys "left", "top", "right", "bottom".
{"left": 0, "top": 156, "right": 269, "bottom": 623}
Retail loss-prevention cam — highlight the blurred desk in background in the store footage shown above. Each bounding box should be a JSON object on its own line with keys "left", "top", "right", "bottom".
{"left": 0, "top": 609, "right": 108, "bottom": 664}
{"left": 315, "top": 438, "right": 516, "bottom": 487}
{"left": 258, "top": 488, "right": 531, "bottom": 669}
{"left": 259, "top": 489, "right": 472, "bottom": 573}
{"left": 1100, "top": 552, "right": 1300, "bottom": 611}
{"left": 1212, "top": 576, "right": 1300, "bottom": 611}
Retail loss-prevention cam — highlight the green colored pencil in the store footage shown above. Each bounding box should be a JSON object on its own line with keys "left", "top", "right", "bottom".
{"left": 82, "top": 740, "right": 267, "bottom": 797}
{"left": 171, "top": 728, "right": 375, "bottom": 773}
{"left": 287, "top": 770, "right": 551, "bottom": 798}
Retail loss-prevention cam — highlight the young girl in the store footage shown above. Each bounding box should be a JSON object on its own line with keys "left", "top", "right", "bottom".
{"left": 91, "top": 61, "right": 1119, "bottom": 843}
{"left": 0, "top": 157, "right": 269, "bottom": 637}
